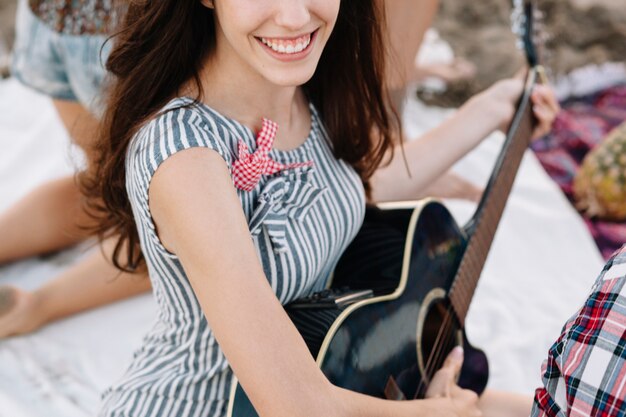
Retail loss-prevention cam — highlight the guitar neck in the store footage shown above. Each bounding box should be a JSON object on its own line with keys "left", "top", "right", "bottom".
{"left": 449, "top": 69, "right": 538, "bottom": 324}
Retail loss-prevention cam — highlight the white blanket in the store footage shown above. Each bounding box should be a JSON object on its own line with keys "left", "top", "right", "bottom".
{"left": 0, "top": 77, "right": 605, "bottom": 417}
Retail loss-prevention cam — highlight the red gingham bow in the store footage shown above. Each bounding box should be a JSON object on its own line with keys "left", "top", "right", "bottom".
{"left": 232, "top": 118, "right": 313, "bottom": 192}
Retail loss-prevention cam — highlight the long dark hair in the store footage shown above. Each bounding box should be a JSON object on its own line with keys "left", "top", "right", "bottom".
{"left": 82, "top": 0, "right": 400, "bottom": 271}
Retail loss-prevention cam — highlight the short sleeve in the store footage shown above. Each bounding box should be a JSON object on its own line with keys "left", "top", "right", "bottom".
{"left": 125, "top": 102, "right": 232, "bottom": 257}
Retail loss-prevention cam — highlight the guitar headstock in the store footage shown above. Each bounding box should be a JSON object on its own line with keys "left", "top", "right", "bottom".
{"left": 511, "top": 0, "right": 549, "bottom": 84}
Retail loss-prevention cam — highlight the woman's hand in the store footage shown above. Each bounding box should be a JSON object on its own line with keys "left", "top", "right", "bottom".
{"left": 423, "top": 346, "right": 483, "bottom": 417}
{"left": 0, "top": 286, "right": 46, "bottom": 338}
{"left": 530, "top": 84, "right": 560, "bottom": 139}
{"left": 479, "top": 76, "right": 560, "bottom": 141}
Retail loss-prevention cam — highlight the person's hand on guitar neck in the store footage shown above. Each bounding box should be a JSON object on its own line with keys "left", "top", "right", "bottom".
{"left": 369, "top": 69, "right": 559, "bottom": 204}
{"left": 479, "top": 74, "right": 560, "bottom": 141}
{"left": 423, "top": 346, "right": 483, "bottom": 417}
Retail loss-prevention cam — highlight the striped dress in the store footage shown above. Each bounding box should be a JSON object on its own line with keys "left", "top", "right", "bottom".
{"left": 98, "top": 98, "right": 366, "bottom": 417}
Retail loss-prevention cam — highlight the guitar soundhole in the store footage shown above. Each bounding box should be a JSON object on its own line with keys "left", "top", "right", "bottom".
{"left": 419, "top": 299, "right": 461, "bottom": 392}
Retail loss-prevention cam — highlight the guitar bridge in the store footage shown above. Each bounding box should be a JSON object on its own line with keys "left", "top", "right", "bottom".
{"left": 287, "top": 288, "right": 374, "bottom": 310}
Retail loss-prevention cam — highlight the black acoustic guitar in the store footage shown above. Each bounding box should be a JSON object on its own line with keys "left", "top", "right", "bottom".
{"left": 228, "top": 1, "right": 543, "bottom": 414}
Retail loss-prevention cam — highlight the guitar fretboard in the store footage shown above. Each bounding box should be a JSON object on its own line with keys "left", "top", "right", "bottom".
{"left": 449, "top": 70, "right": 537, "bottom": 324}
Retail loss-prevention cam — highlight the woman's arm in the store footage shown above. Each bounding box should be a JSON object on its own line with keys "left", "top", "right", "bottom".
{"left": 148, "top": 147, "right": 480, "bottom": 417}
{"left": 371, "top": 79, "right": 559, "bottom": 203}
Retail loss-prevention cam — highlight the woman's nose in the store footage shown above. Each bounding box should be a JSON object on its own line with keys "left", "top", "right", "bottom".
{"left": 272, "top": 0, "right": 311, "bottom": 32}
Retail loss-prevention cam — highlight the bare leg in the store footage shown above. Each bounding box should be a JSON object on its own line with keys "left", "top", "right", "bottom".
{"left": 479, "top": 389, "right": 533, "bottom": 417}
{"left": 52, "top": 99, "right": 100, "bottom": 160}
{"left": 0, "top": 176, "right": 95, "bottom": 262}
{"left": 382, "top": 0, "right": 440, "bottom": 91}
{"left": 0, "top": 99, "right": 99, "bottom": 263}
{"left": 0, "top": 238, "right": 151, "bottom": 338}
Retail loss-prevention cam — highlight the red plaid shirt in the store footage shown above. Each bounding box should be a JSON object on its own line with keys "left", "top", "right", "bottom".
{"left": 531, "top": 244, "right": 626, "bottom": 417}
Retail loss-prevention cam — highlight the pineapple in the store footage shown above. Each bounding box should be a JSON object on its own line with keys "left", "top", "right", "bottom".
{"left": 574, "top": 121, "right": 626, "bottom": 222}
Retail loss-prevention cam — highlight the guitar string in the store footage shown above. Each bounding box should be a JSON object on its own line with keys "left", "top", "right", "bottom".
{"left": 427, "top": 275, "right": 473, "bottom": 394}
{"left": 414, "top": 247, "right": 473, "bottom": 397}
{"left": 427, "top": 315, "right": 459, "bottom": 396}
{"left": 414, "top": 308, "right": 450, "bottom": 398}
{"left": 420, "top": 251, "right": 489, "bottom": 397}
{"left": 415, "top": 302, "right": 458, "bottom": 398}
{"left": 413, "top": 227, "right": 478, "bottom": 397}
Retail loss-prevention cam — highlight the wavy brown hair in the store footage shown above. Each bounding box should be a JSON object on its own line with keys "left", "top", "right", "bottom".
{"left": 82, "top": 0, "right": 400, "bottom": 272}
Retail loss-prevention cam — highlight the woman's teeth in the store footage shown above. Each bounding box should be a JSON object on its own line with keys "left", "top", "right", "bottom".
{"left": 260, "top": 34, "right": 312, "bottom": 54}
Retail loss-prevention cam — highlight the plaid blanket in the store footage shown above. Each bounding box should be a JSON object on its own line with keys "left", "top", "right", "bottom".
{"left": 531, "top": 85, "right": 626, "bottom": 259}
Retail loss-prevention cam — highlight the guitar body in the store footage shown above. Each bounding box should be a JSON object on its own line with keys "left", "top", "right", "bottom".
{"left": 319, "top": 201, "right": 488, "bottom": 399}
{"left": 228, "top": 201, "right": 489, "bottom": 417}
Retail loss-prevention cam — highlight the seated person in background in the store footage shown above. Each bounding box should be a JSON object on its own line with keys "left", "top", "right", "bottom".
{"left": 4, "top": 0, "right": 116, "bottom": 263}
{"left": 0, "top": 0, "right": 150, "bottom": 333}
{"left": 531, "top": 244, "right": 626, "bottom": 417}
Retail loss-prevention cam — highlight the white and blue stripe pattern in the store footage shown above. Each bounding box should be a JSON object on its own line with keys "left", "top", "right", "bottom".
{"left": 98, "top": 97, "right": 365, "bottom": 417}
